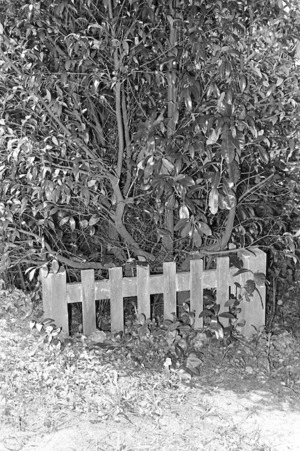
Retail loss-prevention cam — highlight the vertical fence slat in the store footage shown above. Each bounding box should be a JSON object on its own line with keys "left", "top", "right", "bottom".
{"left": 237, "top": 249, "right": 266, "bottom": 336}
{"left": 137, "top": 265, "right": 150, "bottom": 319}
{"left": 41, "top": 268, "right": 69, "bottom": 334}
{"left": 81, "top": 269, "right": 96, "bottom": 336}
{"left": 110, "top": 267, "right": 123, "bottom": 333}
{"left": 163, "top": 262, "right": 177, "bottom": 320}
{"left": 217, "top": 256, "right": 230, "bottom": 328}
{"left": 190, "top": 259, "right": 204, "bottom": 328}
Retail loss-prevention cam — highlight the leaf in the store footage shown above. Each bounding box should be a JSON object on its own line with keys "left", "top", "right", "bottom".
{"left": 224, "top": 298, "right": 237, "bottom": 307}
{"left": 51, "top": 259, "right": 60, "bottom": 274}
{"left": 157, "top": 228, "right": 172, "bottom": 239}
{"left": 179, "top": 204, "right": 189, "bottom": 219}
{"left": 209, "top": 188, "right": 219, "bottom": 214}
{"left": 199, "top": 309, "right": 213, "bottom": 318}
{"left": 181, "top": 222, "right": 192, "bottom": 238}
{"left": 89, "top": 215, "right": 100, "bottom": 226}
{"left": 196, "top": 221, "right": 212, "bottom": 236}
{"left": 69, "top": 216, "right": 76, "bottom": 231}
{"left": 180, "top": 176, "right": 195, "bottom": 187}
{"left": 218, "top": 193, "right": 231, "bottom": 210}
{"left": 219, "top": 312, "right": 235, "bottom": 319}
{"left": 226, "top": 190, "right": 236, "bottom": 208}
{"left": 186, "top": 353, "right": 202, "bottom": 370}
{"left": 257, "top": 145, "right": 269, "bottom": 164}
{"left": 253, "top": 272, "right": 266, "bottom": 286}
{"left": 266, "top": 84, "right": 275, "bottom": 97}
{"left": 231, "top": 161, "right": 241, "bottom": 183}
{"left": 229, "top": 254, "right": 243, "bottom": 269}
{"left": 80, "top": 219, "right": 89, "bottom": 229}
{"left": 244, "top": 279, "right": 256, "bottom": 295}
{"left": 207, "top": 128, "right": 220, "bottom": 145}
{"left": 40, "top": 266, "right": 49, "bottom": 278}
{"left": 174, "top": 219, "right": 189, "bottom": 232}
{"left": 161, "top": 158, "right": 174, "bottom": 174}
{"left": 239, "top": 75, "right": 247, "bottom": 92}
{"left": 59, "top": 216, "right": 70, "bottom": 227}
{"left": 233, "top": 268, "right": 251, "bottom": 277}
{"left": 193, "top": 230, "right": 202, "bottom": 248}
{"left": 222, "top": 130, "right": 235, "bottom": 164}
{"left": 36, "top": 323, "right": 43, "bottom": 332}
{"left": 27, "top": 267, "right": 38, "bottom": 281}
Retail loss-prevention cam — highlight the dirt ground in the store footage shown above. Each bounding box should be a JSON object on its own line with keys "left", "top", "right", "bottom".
{"left": 1, "top": 381, "right": 300, "bottom": 451}
{"left": 1, "top": 289, "right": 300, "bottom": 451}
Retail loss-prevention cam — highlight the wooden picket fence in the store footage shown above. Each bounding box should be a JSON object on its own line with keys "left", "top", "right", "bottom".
{"left": 41, "top": 248, "right": 266, "bottom": 337}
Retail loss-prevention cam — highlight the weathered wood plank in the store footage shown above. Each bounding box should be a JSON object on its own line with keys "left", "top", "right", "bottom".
{"left": 137, "top": 265, "right": 150, "bottom": 319}
{"left": 163, "top": 262, "right": 177, "bottom": 320}
{"left": 190, "top": 259, "right": 204, "bottom": 328}
{"left": 41, "top": 269, "right": 69, "bottom": 334}
{"left": 236, "top": 248, "right": 266, "bottom": 336}
{"left": 81, "top": 269, "right": 96, "bottom": 336}
{"left": 67, "top": 281, "right": 82, "bottom": 304}
{"left": 109, "top": 267, "right": 124, "bottom": 333}
{"left": 216, "top": 257, "right": 230, "bottom": 328}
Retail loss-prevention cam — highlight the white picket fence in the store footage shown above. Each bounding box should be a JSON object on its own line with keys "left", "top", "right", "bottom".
{"left": 41, "top": 248, "right": 266, "bottom": 337}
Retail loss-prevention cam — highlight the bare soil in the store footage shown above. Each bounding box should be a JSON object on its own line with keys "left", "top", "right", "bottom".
{"left": 1, "top": 289, "right": 300, "bottom": 451}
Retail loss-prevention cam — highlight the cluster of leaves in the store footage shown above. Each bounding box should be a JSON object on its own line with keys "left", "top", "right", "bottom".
{"left": 30, "top": 317, "right": 62, "bottom": 353}
{"left": 0, "top": 0, "right": 299, "bottom": 294}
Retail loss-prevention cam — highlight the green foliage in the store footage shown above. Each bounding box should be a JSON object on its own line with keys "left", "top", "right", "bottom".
{"left": 30, "top": 318, "right": 62, "bottom": 352}
{"left": 0, "top": 0, "right": 299, "bottom": 285}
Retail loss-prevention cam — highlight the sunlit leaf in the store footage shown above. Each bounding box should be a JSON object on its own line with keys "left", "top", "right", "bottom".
{"left": 69, "top": 216, "right": 76, "bottom": 231}
{"left": 179, "top": 204, "right": 189, "bottom": 219}
{"left": 89, "top": 215, "right": 100, "bottom": 226}
{"left": 209, "top": 188, "right": 219, "bottom": 214}
{"left": 196, "top": 221, "right": 212, "bottom": 236}
{"left": 51, "top": 259, "right": 60, "bottom": 274}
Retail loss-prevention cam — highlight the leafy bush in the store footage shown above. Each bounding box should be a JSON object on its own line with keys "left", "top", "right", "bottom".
{"left": 0, "top": 0, "right": 299, "bottom": 313}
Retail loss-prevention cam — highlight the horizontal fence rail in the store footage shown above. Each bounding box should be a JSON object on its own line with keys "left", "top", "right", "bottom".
{"left": 41, "top": 248, "right": 266, "bottom": 337}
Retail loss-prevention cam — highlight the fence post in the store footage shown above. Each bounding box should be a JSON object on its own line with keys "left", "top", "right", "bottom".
{"left": 217, "top": 256, "right": 230, "bottom": 328}
{"left": 237, "top": 248, "right": 266, "bottom": 336}
{"left": 137, "top": 265, "right": 150, "bottom": 319}
{"left": 41, "top": 268, "right": 69, "bottom": 334}
{"left": 190, "top": 259, "right": 203, "bottom": 328}
{"left": 109, "top": 267, "right": 124, "bottom": 333}
{"left": 163, "top": 262, "right": 177, "bottom": 320}
{"left": 81, "top": 269, "right": 96, "bottom": 336}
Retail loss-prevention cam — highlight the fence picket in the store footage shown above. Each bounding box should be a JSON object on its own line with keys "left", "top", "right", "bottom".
{"left": 190, "top": 259, "right": 204, "bottom": 328}
{"left": 217, "top": 257, "right": 230, "bottom": 328}
{"left": 41, "top": 269, "right": 68, "bottom": 333}
{"left": 109, "top": 267, "right": 123, "bottom": 333}
{"left": 163, "top": 262, "right": 177, "bottom": 320}
{"left": 81, "top": 269, "right": 96, "bottom": 336}
{"left": 235, "top": 248, "right": 266, "bottom": 336}
{"left": 137, "top": 265, "right": 150, "bottom": 319}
